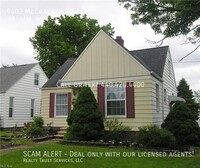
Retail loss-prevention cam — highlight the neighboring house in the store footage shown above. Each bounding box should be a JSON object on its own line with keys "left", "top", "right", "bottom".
{"left": 41, "top": 30, "right": 180, "bottom": 131}
{"left": 0, "top": 63, "right": 48, "bottom": 128}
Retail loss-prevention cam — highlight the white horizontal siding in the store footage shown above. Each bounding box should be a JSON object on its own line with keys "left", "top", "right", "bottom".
{"left": 151, "top": 49, "right": 177, "bottom": 126}
{"left": 2, "top": 64, "right": 48, "bottom": 128}
{"left": 162, "top": 50, "right": 177, "bottom": 119}
{"left": 0, "top": 94, "right": 6, "bottom": 127}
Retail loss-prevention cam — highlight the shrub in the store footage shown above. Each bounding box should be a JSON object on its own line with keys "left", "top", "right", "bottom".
{"left": 104, "top": 119, "right": 132, "bottom": 141}
{"left": 24, "top": 116, "right": 44, "bottom": 136}
{"left": 162, "top": 102, "right": 200, "bottom": 147}
{"left": 11, "top": 139, "right": 33, "bottom": 145}
{"left": 65, "top": 86, "right": 104, "bottom": 141}
{"left": 105, "top": 119, "right": 131, "bottom": 131}
{"left": 136, "top": 125, "right": 176, "bottom": 148}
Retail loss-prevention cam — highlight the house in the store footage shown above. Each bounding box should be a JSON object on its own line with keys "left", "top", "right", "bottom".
{"left": 41, "top": 30, "right": 179, "bottom": 131}
{"left": 0, "top": 63, "right": 48, "bottom": 128}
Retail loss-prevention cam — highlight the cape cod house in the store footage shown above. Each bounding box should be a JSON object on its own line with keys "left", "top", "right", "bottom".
{"left": 41, "top": 30, "right": 179, "bottom": 131}
{"left": 0, "top": 63, "right": 48, "bottom": 128}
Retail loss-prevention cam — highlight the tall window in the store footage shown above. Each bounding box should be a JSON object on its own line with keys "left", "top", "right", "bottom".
{"left": 164, "top": 89, "right": 167, "bottom": 103}
{"left": 9, "top": 97, "right": 14, "bottom": 118}
{"left": 55, "top": 94, "right": 68, "bottom": 116}
{"left": 31, "top": 99, "right": 35, "bottom": 117}
{"left": 168, "top": 60, "right": 171, "bottom": 77}
{"left": 156, "top": 84, "right": 160, "bottom": 111}
{"left": 34, "top": 73, "right": 39, "bottom": 85}
{"left": 106, "top": 86, "right": 126, "bottom": 117}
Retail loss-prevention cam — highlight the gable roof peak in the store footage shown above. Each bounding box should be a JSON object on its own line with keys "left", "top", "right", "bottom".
{"left": 0, "top": 63, "right": 38, "bottom": 93}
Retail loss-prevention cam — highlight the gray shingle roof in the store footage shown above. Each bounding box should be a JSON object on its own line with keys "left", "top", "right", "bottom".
{"left": 42, "top": 58, "right": 77, "bottom": 88}
{"left": 0, "top": 63, "right": 37, "bottom": 93}
{"left": 42, "top": 46, "right": 169, "bottom": 88}
{"left": 130, "top": 46, "right": 169, "bottom": 78}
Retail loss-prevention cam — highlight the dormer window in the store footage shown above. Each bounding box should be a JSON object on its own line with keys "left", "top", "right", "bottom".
{"left": 34, "top": 73, "right": 39, "bottom": 85}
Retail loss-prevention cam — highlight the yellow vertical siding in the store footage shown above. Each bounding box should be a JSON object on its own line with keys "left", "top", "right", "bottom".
{"left": 62, "top": 30, "right": 149, "bottom": 82}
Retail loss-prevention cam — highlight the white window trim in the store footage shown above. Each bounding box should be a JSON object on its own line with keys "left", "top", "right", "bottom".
{"left": 54, "top": 93, "right": 68, "bottom": 117}
{"left": 105, "top": 86, "right": 127, "bottom": 118}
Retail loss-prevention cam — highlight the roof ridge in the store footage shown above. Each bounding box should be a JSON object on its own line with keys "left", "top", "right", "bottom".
{"left": 0, "top": 63, "right": 38, "bottom": 69}
{"left": 130, "top": 45, "right": 169, "bottom": 52}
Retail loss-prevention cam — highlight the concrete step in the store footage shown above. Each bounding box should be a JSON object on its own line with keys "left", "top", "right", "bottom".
{"left": 54, "top": 134, "right": 64, "bottom": 138}
{"left": 55, "top": 127, "right": 67, "bottom": 138}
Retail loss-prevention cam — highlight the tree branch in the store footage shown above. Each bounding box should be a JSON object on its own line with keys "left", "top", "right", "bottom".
{"left": 179, "top": 44, "right": 200, "bottom": 62}
{"left": 145, "top": 36, "right": 167, "bottom": 46}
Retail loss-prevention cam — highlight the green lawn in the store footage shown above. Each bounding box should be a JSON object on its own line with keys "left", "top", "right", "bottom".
{"left": 0, "top": 131, "right": 12, "bottom": 137}
{"left": 0, "top": 143, "right": 200, "bottom": 168}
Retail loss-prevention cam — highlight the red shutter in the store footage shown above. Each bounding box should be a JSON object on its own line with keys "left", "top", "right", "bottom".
{"left": 49, "top": 93, "right": 55, "bottom": 118}
{"left": 126, "top": 82, "right": 135, "bottom": 118}
{"left": 97, "top": 85, "right": 105, "bottom": 116}
{"left": 68, "top": 92, "right": 72, "bottom": 114}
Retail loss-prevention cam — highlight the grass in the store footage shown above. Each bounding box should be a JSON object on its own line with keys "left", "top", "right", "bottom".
{"left": 1, "top": 143, "right": 200, "bottom": 168}
{"left": 0, "top": 131, "right": 12, "bottom": 137}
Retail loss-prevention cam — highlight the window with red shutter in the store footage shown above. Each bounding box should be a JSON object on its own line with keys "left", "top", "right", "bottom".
{"left": 97, "top": 83, "right": 135, "bottom": 118}
{"left": 49, "top": 92, "right": 72, "bottom": 118}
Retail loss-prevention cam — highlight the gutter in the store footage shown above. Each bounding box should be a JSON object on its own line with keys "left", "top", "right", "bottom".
{"left": 150, "top": 71, "right": 163, "bottom": 82}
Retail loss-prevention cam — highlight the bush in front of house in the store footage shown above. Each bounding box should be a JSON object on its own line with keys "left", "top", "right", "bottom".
{"left": 24, "top": 116, "right": 44, "bottom": 136}
{"left": 162, "top": 101, "right": 200, "bottom": 147}
{"left": 104, "top": 119, "right": 132, "bottom": 141}
{"left": 65, "top": 86, "right": 104, "bottom": 141}
{"left": 136, "top": 125, "right": 176, "bottom": 149}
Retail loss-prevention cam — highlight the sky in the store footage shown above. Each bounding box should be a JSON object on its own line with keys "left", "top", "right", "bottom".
{"left": 0, "top": 0, "right": 199, "bottom": 90}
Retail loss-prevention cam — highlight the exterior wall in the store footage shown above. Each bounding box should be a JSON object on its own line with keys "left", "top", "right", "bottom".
{"left": 151, "top": 76, "right": 163, "bottom": 126}
{"left": 101, "top": 79, "right": 153, "bottom": 131}
{"left": 0, "top": 93, "right": 6, "bottom": 127}
{"left": 151, "top": 49, "right": 177, "bottom": 126}
{"left": 62, "top": 30, "right": 149, "bottom": 82}
{"left": 2, "top": 64, "right": 48, "bottom": 128}
{"left": 41, "top": 88, "right": 72, "bottom": 127}
{"left": 162, "top": 50, "right": 177, "bottom": 118}
{"left": 42, "top": 78, "right": 154, "bottom": 131}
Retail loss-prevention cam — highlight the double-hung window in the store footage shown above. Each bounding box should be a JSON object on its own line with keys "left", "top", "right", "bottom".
{"left": 106, "top": 86, "right": 126, "bottom": 117}
{"left": 9, "top": 97, "right": 14, "bottom": 118}
{"left": 34, "top": 73, "right": 39, "bottom": 86}
{"left": 31, "top": 99, "right": 35, "bottom": 117}
{"left": 55, "top": 94, "right": 68, "bottom": 116}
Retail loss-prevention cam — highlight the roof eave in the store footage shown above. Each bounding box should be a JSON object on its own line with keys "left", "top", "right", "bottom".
{"left": 150, "top": 71, "right": 163, "bottom": 82}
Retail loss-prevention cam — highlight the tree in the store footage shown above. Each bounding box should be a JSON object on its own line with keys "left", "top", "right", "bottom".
{"left": 194, "top": 90, "right": 200, "bottom": 104}
{"left": 30, "top": 14, "right": 114, "bottom": 77}
{"left": 177, "top": 78, "right": 199, "bottom": 120}
{"left": 162, "top": 102, "right": 200, "bottom": 147}
{"left": 118, "top": 0, "right": 200, "bottom": 60}
{"left": 65, "top": 86, "right": 104, "bottom": 141}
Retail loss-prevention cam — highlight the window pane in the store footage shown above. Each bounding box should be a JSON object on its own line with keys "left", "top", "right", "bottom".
{"left": 56, "top": 94, "right": 68, "bottom": 104}
{"left": 107, "top": 86, "right": 125, "bottom": 99}
{"left": 56, "top": 94, "right": 68, "bottom": 116}
{"left": 34, "top": 73, "right": 39, "bottom": 85}
{"left": 107, "top": 101, "right": 125, "bottom": 115}
{"left": 9, "top": 97, "right": 14, "bottom": 108}
{"left": 56, "top": 105, "right": 68, "bottom": 116}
